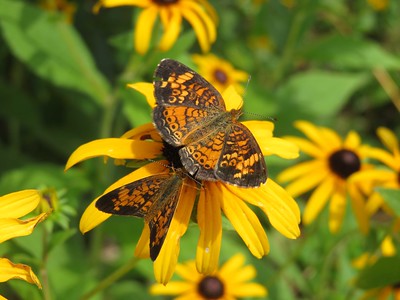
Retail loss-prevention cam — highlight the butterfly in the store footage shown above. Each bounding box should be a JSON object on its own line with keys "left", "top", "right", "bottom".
{"left": 95, "top": 170, "right": 185, "bottom": 261}
{"left": 152, "top": 58, "right": 267, "bottom": 188}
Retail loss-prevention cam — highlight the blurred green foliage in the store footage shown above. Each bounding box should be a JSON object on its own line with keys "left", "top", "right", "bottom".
{"left": 1, "top": 0, "right": 399, "bottom": 299}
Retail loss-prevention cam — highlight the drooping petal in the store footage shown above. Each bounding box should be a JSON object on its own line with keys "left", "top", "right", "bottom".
{"left": 216, "top": 184, "right": 269, "bottom": 258}
{"left": 196, "top": 183, "right": 222, "bottom": 275}
{"left": 0, "top": 258, "right": 42, "bottom": 288}
{"left": 0, "top": 212, "right": 49, "bottom": 243}
{"left": 65, "top": 138, "right": 162, "bottom": 170}
{"left": 328, "top": 189, "right": 347, "bottom": 233}
{"left": 127, "top": 83, "right": 156, "bottom": 108}
{"left": 153, "top": 178, "right": 196, "bottom": 284}
{"left": 0, "top": 190, "right": 40, "bottom": 219}
{"left": 348, "top": 184, "right": 369, "bottom": 234}
{"left": 365, "top": 192, "right": 384, "bottom": 216}
{"left": 134, "top": 6, "right": 159, "bottom": 55}
{"left": 181, "top": 5, "right": 211, "bottom": 52}
{"left": 158, "top": 6, "right": 182, "bottom": 51}
{"left": 134, "top": 223, "right": 150, "bottom": 258}
{"left": 303, "top": 177, "right": 335, "bottom": 225}
{"left": 366, "top": 147, "right": 398, "bottom": 170}
{"left": 80, "top": 162, "right": 169, "bottom": 233}
{"left": 182, "top": 0, "right": 217, "bottom": 44}
{"left": 231, "top": 180, "right": 300, "bottom": 239}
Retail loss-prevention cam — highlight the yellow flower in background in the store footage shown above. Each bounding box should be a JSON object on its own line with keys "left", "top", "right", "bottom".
{"left": 351, "top": 127, "right": 400, "bottom": 217}
{"left": 94, "top": 0, "right": 217, "bottom": 55}
{"left": 192, "top": 54, "right": 249, "bottom": 94}
{"left": 66, "top": 84, "right": 300, "bottom": 284}
{"left": 367, "top": 0, "right": 389, "bottom": 11}
{"left": 361, "top": 285, "right": 400, "bottom": 300}
{"left": 278, "top": 121, "right": 374, "bottom": 234}
{"left": 0, "top": 190, "right": 49, "bottom": 294}
{"left": 150, "top": 253, "right": 267, "bottom": 299}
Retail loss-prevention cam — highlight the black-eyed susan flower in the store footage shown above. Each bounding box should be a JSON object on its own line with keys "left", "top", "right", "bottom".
{"left": 66, "top": 84, "right": 300, "bottom": 284}
{"left": 150, "top": 253, "right": 267, "bottom": 299}
{"left": 278, "top": 121, "right": 374, "bottom": 234}
{"left": 0, "top": 190, "right": 49, "bottom": 294}
{"left": 94, "top": 0, "right": 217, "bottom": 55}
{"left": 192, "top": 54, "right": 249, "bottom": 94}
{"left": 351, "top": 127, "right": 400, "bottom": 218}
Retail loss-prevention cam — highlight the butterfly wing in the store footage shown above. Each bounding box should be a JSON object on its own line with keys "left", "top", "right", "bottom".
{"left": 145, "top": 173, "right": 184, "bottom": 261}
{"left": 95, "top": 174, "right": 171, "bottom": 217}
{"left": 153, "top": 59, "right": 225, "bottom": 147}
{"left": 215, "top": 123, "right": 267, "bottom": 187}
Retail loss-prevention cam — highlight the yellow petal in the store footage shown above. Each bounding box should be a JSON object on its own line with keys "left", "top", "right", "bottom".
{"left": 262, "top": 137, "right": 300, "bottom": 159}
{"left": 134, "top": 6, "right": 159, "bottom": 55}
{"left": 303, "top": 177, "right": 335, "bottom": 225}
{"left": 365, "top": 192, "right": 384, "bottom": 216}
{"left": 0, "top": 258, "right": 41, "bottom": 288}
{"left": 150, "top": 281, "right": 193, "bottom": 295}
{"left": 232, "top": 180, "right": 301, "bottom": 239}
{"left": 181, "top": 5, "right": 211, "bottom": 52}
{"left": 344, "top": 130, "right": 361, "bottom": 149}
{"left": 216, "top": 183, "right": 269, "bottom": 258}
{"left": 96, "top": 0, "right": 149, "bottom": 9}
{"left": 127, "top": 83, "right": 156, "bottom": 108}
{"left": 282, "top": 164, "right": 328, "bottom": 198}
{"left": 284, "top": 136, "right": 325, "bottom": 158}
{"left": 348, "top": 184, "right": 369, "bottom": 234}
{"left": 0, "top": 190, "right": 40, "bottom": 219}
{"left": 196, "top": 183, "right": 222, "bottom": 275}
{"left": 159, "top": 6, "right": 182, "bottom": 51}
{"left": 377, "top": 127, "right": 399, "bottom": 155}
{"left": 294, "top": 121, "right": 334, "bottom": 152}
{"left": 80, "top": 162, "right": 169, "bottom": 233}
{"left": 225, "top": 264, "right": 256, "bottom": 284}
{"left": 278, "top": 160, "right": 324, "bottom": 182}
{"left": 65, "top": 138, "right": 162, "bottom": 170}
{"left": 328, "top": 190, "right": 347, "bottom": 233}
{"left": 381, "top": 235, "right": 396, "bottom": 256}
{"left": 366, "top": 147, "right": 398, "bottom": 170}
{"left": 153, "top": 178, "right": 196, "bottom": 284}
{"left": 134, "top": 223, "right": 150, "bottom": 258}
{"left": 0, "top": 212, "right": 49, "bottom": 243}
{"left": 230, "top": 283, "right": 268, "bottom": 297}
{"left": 219, "top": 253, "right": 245, "bottom": 274}
{"left": 222, "top": 85, "right": 243, "bottom": 111}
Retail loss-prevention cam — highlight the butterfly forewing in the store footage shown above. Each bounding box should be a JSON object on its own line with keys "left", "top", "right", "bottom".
{"left": 152, "top": 58, "right": 268, "bottom": 188}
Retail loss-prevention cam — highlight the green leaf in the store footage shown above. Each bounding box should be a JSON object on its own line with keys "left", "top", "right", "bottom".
{"left": 302, "top": 35, "right": 400, "bottom": 70}
{"left": 276, "top": 70, "right": 369, "bottom": 124}
{"left": 355, "top": 255, "right": 400, "bottom": 289}
{"left": 376, "top": 187, "right": 400, "bottom": 217}
{"left": 0, "top": 0, "right": 110, "bottom": 104}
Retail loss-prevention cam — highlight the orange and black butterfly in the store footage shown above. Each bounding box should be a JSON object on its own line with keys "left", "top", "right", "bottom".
{"left": 153, "top": 59, "right": 267, "bottom": 188}
{"left": 95, "top": 170, "right": 185, "bottom": 261}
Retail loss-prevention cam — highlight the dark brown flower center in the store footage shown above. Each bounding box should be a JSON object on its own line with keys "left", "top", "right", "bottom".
{"left": 152, "top": 0, "right": 178, "bottom": 5}
{"left": 213, "top": 69, "right": 228, "bottom": 85}
{"left": 328, "top": 149, "right": 361, "bottom": 179}
{"left": 197, "top": 275, "right": 225, "bottom": 299}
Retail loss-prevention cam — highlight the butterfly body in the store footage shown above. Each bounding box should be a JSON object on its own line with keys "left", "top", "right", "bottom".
{"left": 153, "top": 59, "right": 267, "bottom": 188}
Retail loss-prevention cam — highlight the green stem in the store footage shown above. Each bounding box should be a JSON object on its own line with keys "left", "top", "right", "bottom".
{"left": 41, "top": 227, "right": 52, "bottom": 300}
{"left": 80, "top": 256, "right": 141, "bottom": 300}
